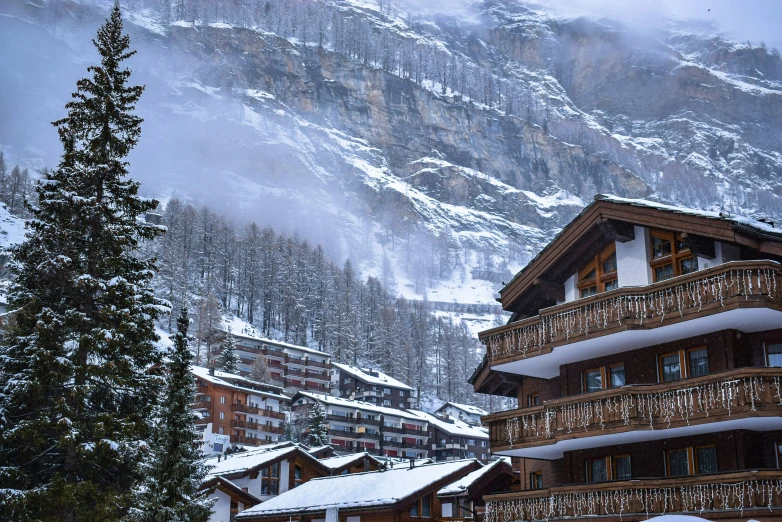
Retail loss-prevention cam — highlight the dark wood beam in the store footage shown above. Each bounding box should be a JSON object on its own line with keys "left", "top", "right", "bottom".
{"left": 680, "top": 232, "right": 716, "bottom": 259}
{"left": 598, "top": 219, "right": 635, "bottom": 243}
{"left": 533, "top": 278, "right": 565, "bottom": 302}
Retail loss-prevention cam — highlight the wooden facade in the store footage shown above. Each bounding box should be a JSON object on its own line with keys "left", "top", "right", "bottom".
{"left": 474, "top": 196, "right": 782, "bottom": 521}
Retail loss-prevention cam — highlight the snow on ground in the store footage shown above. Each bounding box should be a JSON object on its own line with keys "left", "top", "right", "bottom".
{"left": 0, "top": 204, "right": 26, "bottom": 250}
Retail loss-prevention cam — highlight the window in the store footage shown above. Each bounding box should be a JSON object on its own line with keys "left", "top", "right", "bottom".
{"left": 481, "top": 454, "right": 487, "bottom": 460}
{"left": 372, "top": 386, "right": 379, "bottom": 391}
{"left": 344, "top": 378, "right": 352, "bottom": 384}
{"left": 481, "top": 441, "right": 487, "bottom": 447}
{"left": 530, "top": 471, "right": 543, "bottom": 490}
{"left": 527, "top": 393, "right": 540, "bottom": 407}
{"left": 219, "top": 411, "right": 225, "bottom": 420}
{"left": 294, "top": 464, "right": 303, "bottom": 488}
{"left": 608, "top": 364, "right": 626, "bottom": 388}
{"left": 695, "top": 445, "right": 718, "bottom": 474}
{"left": 220, "top": 396, "right": 226, "bottom": 404}
{"left": 218, "top": 427, "right": 224, "bottom": 434}
{"left": 383, "top": 400, "right": 391, "bottom": 406}
{"left": 767, "top": 343, "right": 782, "bottom": 367}
{"left": 410, "top": 494, "right": 432, "bottom": 517}
{"left": 587, "top": 457, "right": 609, "bottom": 482}
{"left": 578, "top": 244, "right": 619, "bottom": 298}
{"left": 582, "top": 369, "right": 603, "bottom": 393}
{"left": 261, "top": 462, "right": 280, "bottom": 495}
{"left": 613, "top": 455, "right": 632, "bottom": 480}
{"left": 659, "top": 347, "right": 709, "bottom": 382}
{"left": 384, "top": 388, "right": 391, "bottom": 394}
{"left": 399, "top": 390, "right": 406, "bottom": 397}
{"left": 587, "top": 455, "right": 631, "bottom": 482}
{"left": 399, "top": 402, "right": 405, "bottom": 408}
{"left": 650, "top": 229, "right": 698, "bottom": 282}
{"left": 666, "top": 446, "right": 718, "bottom": 477}
{"left": 467, "top": 439, "right": 476, "bottom": 446}
{"left": 667, "top": 448, "right": 690, "bottom": 477}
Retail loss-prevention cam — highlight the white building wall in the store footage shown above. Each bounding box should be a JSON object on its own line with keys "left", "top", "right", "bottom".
{"left": 207, "top": 489, "right": 232, "bottom": 522}
{"left": 564, "top": 273, "right": 577, "bottom": 303}
{"left": 697, "top": 241, "right": 723, "bottom": 270}
{"left": 617, "top": 226, "right": 651, "bottom": 287}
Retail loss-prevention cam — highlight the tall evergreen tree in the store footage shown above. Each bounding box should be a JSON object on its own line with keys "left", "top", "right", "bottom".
{"left": 250, "top": 353, "right": 271, "bottom": 383}
{"left": 132, "top": 307, "right": 213, "bottom": 522}
{"left": 0, "top": 4, "right": 165, "bottom": 519}
{"left": 308, "top": 404, "right": 328, "bottom": 447}
{"left": 216, "top": 331, "right": 240, "bottom": 374}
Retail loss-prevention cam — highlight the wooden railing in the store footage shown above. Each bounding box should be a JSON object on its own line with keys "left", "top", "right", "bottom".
{"left": 481, "top": 261, "right": 781, "bottom": 364}
{"left": 485, "top": 368, "right": 782, "bottom": 451}
{"left": 305, "top": 359, "right": 332, "bottom": 369}
{"left": 484, "top": 471, "right": 782, "bottom": 522}
{"left": 230, "top": 420, "right": 284, "bottom": 434}
{"left": 230, "top": 435, "right": 276, "bottom": 447}
{"left": 231, "top": 403, "right": 285, "bottom": 419}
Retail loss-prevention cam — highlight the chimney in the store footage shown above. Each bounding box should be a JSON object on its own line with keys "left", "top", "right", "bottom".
{"left": 409, "top": 458, "right": 415, "bottom": 470}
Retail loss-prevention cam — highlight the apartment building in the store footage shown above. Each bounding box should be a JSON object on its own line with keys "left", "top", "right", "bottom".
{"left": 292, "top": 391, "right": 430, "bottom": 458}
{"left": 408, "top": 410, "right": 491, "bottom": 463}
{"left": 435, "top": 402, "right": 489, "bottom": 425}
{"left": 192, "top": 366, "right": 288, "bottom": 448}
{"left": 215, "top": 328, "right": 332, "bottom": 395}
{"left": 331, "top": 362, "right": 418, "bottom": 409}
{"left": 472, "top": 195, "right": 782, "bottom": 521}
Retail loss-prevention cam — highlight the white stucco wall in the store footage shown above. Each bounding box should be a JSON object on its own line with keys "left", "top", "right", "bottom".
{"left": 207, "top": 489, "right": 232, "bottom": 522}
{"left": 617, "top": 226, "right": 651, "bottom": 287}
{"left": 564, "top": 273, "right": 577, "bottom": 302}
{"left": 697, "top": 241, "right": 723, "bottom": 270}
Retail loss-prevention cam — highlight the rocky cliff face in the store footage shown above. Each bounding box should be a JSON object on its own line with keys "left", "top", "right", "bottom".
{"left": 1, "top": 0, "right": 780, "bottom": 306}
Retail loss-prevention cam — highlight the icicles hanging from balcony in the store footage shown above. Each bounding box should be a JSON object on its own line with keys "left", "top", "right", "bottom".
{"left": 485, "top": 267, "right": 779, "bottom": 362}
{"left": 497, "top": 375, "right": 775, "bottom": 447}
{"left": 484, "top": 478, "right": 782, "bottom": 522}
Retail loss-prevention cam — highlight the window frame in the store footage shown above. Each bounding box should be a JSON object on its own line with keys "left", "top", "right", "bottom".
{"left": 765, "top": 342, "right": 782, "bottom": 367}
{"left": 649, "top": 229, "right": 698, "bottom": 283}
{"left": 658, "top": 347, "right": 708, "bottom": 382}
{"left": 586, "top": 456, "right": 610, "bottom": 483}
{"left": 527, "top": 393, "right": 540, "bottom": 407}
{"left": 665, "top": 447, "right": 694, "bottom": 477}
{"left": 529, "top": 471, "right": 543, "bottom": 490}
{"left": 577, "top": 244, "right": 618, "bottom": 298}
{"left": 410, "top": 494, "right": 432, "bottom": 518}
{"left": 582, "top": 367, "right": 605, "bottom": 393}
{"left": 694, "top": 444, "right": 718, "bottom": 474}
{"left": 687, "top": 347, "right": 710, "bottom": 377}
{"left": 607, "top": 363, "right": 626, "bottom": 388}
{"left": 612, "top": 454, "right": 632, "bottom": 480}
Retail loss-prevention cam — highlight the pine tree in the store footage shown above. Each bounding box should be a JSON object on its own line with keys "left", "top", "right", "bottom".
{"left": 308, "top": 403, "right": 328, "bottom": 447}
{"left": 217, "top": 331, "right": 240, "bottom": 374}
{"left": 132, "top": 307, "right": 214, "bottom": 522}
{"left": 250, "top": 354, "right": 271, "bottom": 383}
{"left": 0, "top": 4, "right": 165, "bottom": 519}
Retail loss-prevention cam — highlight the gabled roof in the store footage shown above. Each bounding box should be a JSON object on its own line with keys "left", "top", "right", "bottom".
{"left": 204, "top": 442, "right": 327, "bottom": 480}
{"left": 236, "top": 459, "right": 482, "bottom": 519}
{"left": 499, "top": 194, "right": 782, "bottom": 312}
{"left": 406, "top": 410, "right": 488, "bottom": 439}
{"left": 192, "top": 366, "right": 287, "bottom": 399}
{"left": 307, "top": 445, "right": 337, "bottom": 459}
{"left": 331, "top": 363, "right": 414, "bottom": 391}
{"left": 435, "top": 402, "right": 489, "bottom": 417}
{"left": 202, "top": 476, "right": 262, "bottom": 507}
{"left": 320, "top": 452, "right": 382, "bottom": 473}
{"left": 293, "top": 391, "right": 427, "bottom": 422}
{"left": 437, "top": 459, "right": 512, "bottom": 497}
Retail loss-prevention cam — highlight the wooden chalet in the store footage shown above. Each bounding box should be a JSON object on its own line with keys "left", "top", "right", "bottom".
{"left": 437, "top": 460, "right": 514, "bottom": 522}
{"left": 235, "top": 459, "right": 484, "bottom": 522}
{"left": 472, "top": 195, "right": 782, "bottom": 522}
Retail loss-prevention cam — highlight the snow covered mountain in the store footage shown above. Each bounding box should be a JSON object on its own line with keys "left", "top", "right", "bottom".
{"left": 1, "top": 0, "right": 780, "bottom": 324}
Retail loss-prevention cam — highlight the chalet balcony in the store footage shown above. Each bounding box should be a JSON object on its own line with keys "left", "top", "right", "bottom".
{"left": 230, "top": 435, "right": 275, "bottom": 447}
{"left": 484, "top": 470, "right": 782, "bottom": 522}
{"left": 231, "top": 420, "right": 284, "bottom": 434}
{"left": 194, "top": 384, "right": 209, "bottom": 395}
{"left": 485, "top": 367, "right": 782, "bottom": 459}
{"left": 231, "top": 403, "right": 285, "bottom": 419}
{"left": 304, "top": 369, "right": 330, "bottom": 380}
{"left": 479, "top": 260, "right": 782, "bottom": 380}
{"left": 305, "top": 359, "right": 331, "bottom": 369}
{"left": 191, "top": 395, "right": 211, "bottom": 409}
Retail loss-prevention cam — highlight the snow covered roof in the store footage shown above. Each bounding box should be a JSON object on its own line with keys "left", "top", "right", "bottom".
{"left": 191, "top": 366, "right": 288, "bottom": 400}
{"left": 320, "top": 452, "right": 381, "bottom": 471}
{"left": 307, "top": 445, "right": 336, "bottom": 457}
{"left": 331, "top": 363, "right": 414, "bottom": 391}
{"left": 294, "top": 391, "right": 427, "bottom": 422}
{"left": 406, "top": 410, "right": 488, "bottom": 439}
{"left": 217, "top": 319, "right": 330, "bottom": 357}
{"left": 436, "top": 402, "right": 489, "bottom": 417}
{"left": 205, "top": 443, "right": 299, "bottom": 479}
{"left": 236, "top": 459, "right": 481, "bottom": 518}
{"left": 437, "top": 459, "right": 509, "bottom": 497}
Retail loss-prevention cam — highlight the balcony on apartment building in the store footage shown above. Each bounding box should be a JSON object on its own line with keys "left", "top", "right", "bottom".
{"left": 327, "top": 414, "right": 382, "bottom": 426}
{"left": 192, "top": 395, "right": 211, "bottom": 409}
{"left": 484, "top": 367, "right": 782, "bottom": 459}
{"left": 231, "top": 403, "right": 285, "bottom": 420}
{"left": 484, "top": 470, "right": 782, "bottom": 522}
{"left": 478, "top": 260, "right": 782, "bottom": 381}
{"left": 195, "top": 383, "right": 209, "bottom": 395}
{"left": 230, "top": 435, "right": 276, "bottom": 447}
{"left": 230, "top": 419, "right": 284, "bottom": 434}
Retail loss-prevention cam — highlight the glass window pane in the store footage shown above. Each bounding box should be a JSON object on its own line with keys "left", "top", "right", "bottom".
{"left": 696, "top": 447, "right": 718, "bottom": 474}
{"left": 581, "top": 268, "right": 596, "bottom": 281}
{"left": 688, "top": 348, "right": 709, "bottom": 377}
{"left": 655, "top": 263, "right": 674, "bottom": 281}
{"left": 652, "top": 237, "right": 672, "bottom": 259}
{"left": 768, "top": 344, "right": 782, "bottom": 367}
{"left": 580, "top": 286, "right": 597, "bottom": 298}
{"left": 604, "top": 279, "right": 618, "bottom": 291}
{"left": 411, "top": 501, "right": 419, "bottom": 517}
{"left": 584, "top": 370, "right": 602, "bottom": 392}
{"left": 661, "top": 354, "right": 681, "bottom": 382}
{"left": 590, "top": 458, "right": 608, "bottom": 482}
{"left": 668, "top": 449, "right": 690, "bottom": 477}
{"left": 614, "top": 456, "right": 631, "bottom": 480}
{"left": 422, "top": 495, "right": 431, "bottom": 517}
{"left": 609, "top": 365, "right": 626, "bottom": 387}
{"left": 602, "top": 252, "right": 617, "bottom": 273}
{"left": 680, "top": 257, "right": 698, "bottom": 275}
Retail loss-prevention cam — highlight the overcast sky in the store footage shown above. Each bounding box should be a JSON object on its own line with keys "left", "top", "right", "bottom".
{"left": 539, "top": 0, "right": 782, "bottom": 50}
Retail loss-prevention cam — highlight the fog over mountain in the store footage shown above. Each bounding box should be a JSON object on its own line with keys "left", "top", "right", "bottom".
{"left": 1, "top": 0, "right": 780, "bottom": 324}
